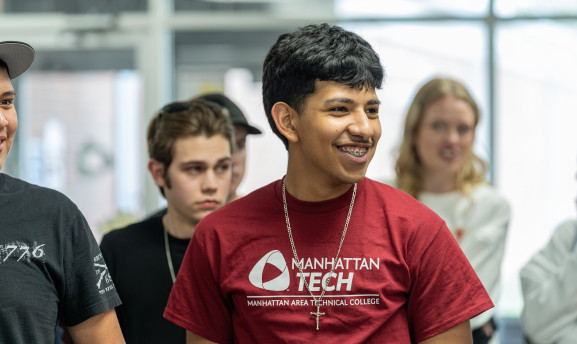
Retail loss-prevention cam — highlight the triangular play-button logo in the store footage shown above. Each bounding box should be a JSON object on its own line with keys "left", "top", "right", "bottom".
{"left": 249, "top": 250, "right": 290, "bottom": 291}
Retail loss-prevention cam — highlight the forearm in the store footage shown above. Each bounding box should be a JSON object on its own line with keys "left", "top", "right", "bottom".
{"left": 187, "top": 330, "right": 219, "bottom": 344}
{"left": 418, "top": 321, "right": 472, "bottom": 344}
{"left": 67, "top": 309, "right": 125, "bottom": 344}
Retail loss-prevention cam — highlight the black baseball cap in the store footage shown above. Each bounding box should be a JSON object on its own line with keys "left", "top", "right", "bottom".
{"left": 0, "top": 41, "right": 35, "bottom": 79}
{"left": 196, "top": 93, "right": 262, "bottom": 135}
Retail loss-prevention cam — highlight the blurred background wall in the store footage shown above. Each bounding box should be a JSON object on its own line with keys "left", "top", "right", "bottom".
{"left": 1, "top": 1, "right": 576, "bottom": 341}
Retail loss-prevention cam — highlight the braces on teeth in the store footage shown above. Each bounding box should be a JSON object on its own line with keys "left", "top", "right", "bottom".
{"left": 339, "top": 146, "right": 367, "bottom": 157}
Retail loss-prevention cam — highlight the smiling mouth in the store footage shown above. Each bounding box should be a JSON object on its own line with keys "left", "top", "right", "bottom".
{"left": 441, "top": 148, "right": 457, "bottom": 158}
{"left": 338, "top": 145, "right": 368, "bottom": 157}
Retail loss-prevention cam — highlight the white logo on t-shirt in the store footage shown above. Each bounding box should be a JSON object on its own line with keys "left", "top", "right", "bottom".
{"left": 93, "top": 253, "right": 114, "bottom": 294}
{"left": 0, "top": 241, "right": 46, "bottom": 264}
{"left": 249, "top": 250, "right": 290, "bottom": 291}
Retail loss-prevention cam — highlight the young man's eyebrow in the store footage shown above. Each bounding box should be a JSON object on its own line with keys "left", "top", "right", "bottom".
{"left": 217, "top": 157, "right": 232, "bottom": 164}
{"left": 180, "top": 157, "right": 231, "bottom": 166}
{"left": 324, "top": 97, "right": 354, "bottom": 105}
{"left": 179, "top": 161, "right": 205, "bottom": 167}
{"left": 324, "top": 97, "right": 381, "bottom": 105}
{"left": 0, "top": 91, "right": 16, "bottom": 97}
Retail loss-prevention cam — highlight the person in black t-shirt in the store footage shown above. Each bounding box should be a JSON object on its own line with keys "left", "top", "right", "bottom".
{"left": 0, "top": 41, "right": 124, "bottom": 344}
{"left": 100, "top": 99, "right": 234, "bottom": 343}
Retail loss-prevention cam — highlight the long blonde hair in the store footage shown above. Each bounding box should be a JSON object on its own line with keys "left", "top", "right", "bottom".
{"left": 395, "top": 77, "right": 487, "bottom": 198}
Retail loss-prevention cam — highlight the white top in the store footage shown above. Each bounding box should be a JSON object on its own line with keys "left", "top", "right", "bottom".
{"left": 387, "top": 181, "right": 511, "bottom": 331}
{"left": 520, "top": 219, "right": 577, "bottom": 344}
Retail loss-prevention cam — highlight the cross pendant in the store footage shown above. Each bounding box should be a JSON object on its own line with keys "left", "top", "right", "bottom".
{"left": 310, "top": 302, "right": 325, "bottom": 331}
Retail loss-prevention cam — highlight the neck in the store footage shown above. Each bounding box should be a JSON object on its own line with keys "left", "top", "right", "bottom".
{"left": 163, "top": 211, "right": 196, "bottom": 239}
{"left": 420, "top": 172, "right": 457, "bottom": 194}
{"left": 283, "top": 174, "right": 354, "bottom": 202}
{"left": 284, "top": 159, "right": 357, "bottom": 201}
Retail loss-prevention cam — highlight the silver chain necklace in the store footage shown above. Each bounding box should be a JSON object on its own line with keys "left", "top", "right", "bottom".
{"left": 282, "top": 179, "right": 357, "bottom": 331}
{"left": 163, "top": 215, "right": 176, "bottom": 283}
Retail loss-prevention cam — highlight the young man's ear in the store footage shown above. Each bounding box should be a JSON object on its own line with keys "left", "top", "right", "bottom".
{"left": 148, "top": 159, "right": 167, "bottom": 188}
{"left": 271, "top": 102, "right": 299, "bottom": 143}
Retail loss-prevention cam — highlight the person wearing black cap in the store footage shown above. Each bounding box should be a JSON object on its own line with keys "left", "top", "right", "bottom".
{"left": 195, "top": 93, "right": 262, "bottom": 202}
{"left": 99, "top": 99, "right": 234, "bottom": 343}
{"left": 0, "top": 41, "right": 125, "bottom": 343}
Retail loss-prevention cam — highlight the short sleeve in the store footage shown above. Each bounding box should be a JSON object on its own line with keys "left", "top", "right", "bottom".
{"left": 59, "top": 207, "right": 121, "bottom": 326}
{"left": 408, "top": 222, "right": 494, "bottom": 342}
{"left": 164, "top": 228, "right": 234, "bottom": 343}
{"left": 520, "top": 220, "right": 577, "bottom": 343}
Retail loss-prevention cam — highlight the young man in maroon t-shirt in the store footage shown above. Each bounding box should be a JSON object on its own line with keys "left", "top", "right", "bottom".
{"left": 164, "top": 23, "right": 493, "bottom": 344}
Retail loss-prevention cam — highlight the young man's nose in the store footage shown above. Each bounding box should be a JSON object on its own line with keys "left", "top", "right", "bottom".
{"left": 348, "top": 110, "right": 374, "bottom": 139}
{"left": 202, "top": 171, "right": 219, "bottom": 192}
{"left": 0, "top": 111, "right": 8, "bottom": 127}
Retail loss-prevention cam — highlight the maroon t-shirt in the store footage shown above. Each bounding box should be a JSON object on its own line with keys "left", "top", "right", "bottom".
{"left": 165, "top": 178, "right": 493, "bottom": 343}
